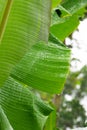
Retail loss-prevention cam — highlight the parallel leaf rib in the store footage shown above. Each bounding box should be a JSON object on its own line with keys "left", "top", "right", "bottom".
{"left": 0, "top": 77, "right": 53, "bottom": 130}
{"left": 0, "top": 0, "right": 13, "bottom": 42}
{"left": 0, "top": 0, "right": 51, "bottom": 86}
{"left": 11, "top": 41, "right": 70, "bottom": 94}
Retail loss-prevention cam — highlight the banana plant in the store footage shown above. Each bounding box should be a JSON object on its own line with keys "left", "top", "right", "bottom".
{"left": 0, "top": 0, "right": 70, "bottom": 129}
{"left": 0, "top": 0, "right": 87, "bottom": 130}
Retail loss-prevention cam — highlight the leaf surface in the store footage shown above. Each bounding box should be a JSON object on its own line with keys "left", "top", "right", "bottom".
{"left": 0, "top": 106, "right": 13, "bottom": 130}
{"left": 0, "top": 0, "right": 51, "bottom": 86}
{"left": 51, "top": 0, "right": 87, "bottom": 41}
{"left": 0, "top": 0, "right": 7, "bottom": 24}
{"left": 11, "top": 41, "right": 70, "bottom": 94}
{"left": 44, "top": 110, "right": 56, "bottom": 130}
{"left": 0, "top": 77, "right": 53, "bottom": 130}
{"left": 52, "top": 0, "right": 62, "bottom": 9}
{"left": 50, "top": 13, "right": 79, "bottom": 41}
{"left": 61, "top": 0, "right": 87, "bottom": 15}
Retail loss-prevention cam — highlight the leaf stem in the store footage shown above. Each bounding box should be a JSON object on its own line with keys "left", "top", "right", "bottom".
{"left": 0, "top": 0, "right": 13, "bottom": 42}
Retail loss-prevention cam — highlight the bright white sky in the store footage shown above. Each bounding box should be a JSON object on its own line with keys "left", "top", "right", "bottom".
{"left": 74, "top": 20, "right": 87, "bottom": 115}
{"left": 66, "top": 19, "right": 87, "bottom": 71}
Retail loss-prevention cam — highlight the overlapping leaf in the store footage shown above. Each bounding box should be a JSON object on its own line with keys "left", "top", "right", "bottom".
{"left": 0, "top": 77, "right": 53, "bottom": 130}
{"left": 44, "top": 110, "right": 56, "bottom": 130}
{"left": 11, "top": 41, "right": 70, "bottom": 94}
{"left": 51, "top": 0, "right": 87, "bottom": 41}
{"left": 0, "top": 0, "right": 51, "bottom": 86}
{"left": 51, "top": 12, "right": 79, "bottom": 41}
{"left": 0, "top": 1, "right": 72, "bottom": 129}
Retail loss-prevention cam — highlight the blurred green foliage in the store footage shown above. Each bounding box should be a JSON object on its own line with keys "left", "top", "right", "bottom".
{"left": 58, "top": 66, "right": 87, "bottom": 130}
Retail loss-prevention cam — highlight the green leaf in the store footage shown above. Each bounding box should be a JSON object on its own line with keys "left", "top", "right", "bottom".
{"left": 0, "top": 77, "right": 53, "bottom": 130}
{"left": 51, "top": 0, "right": 87, "bottom": 41}
{"left": 50, "top": 13, "right": 79, "bottom": 41}
{"left": 44, "top": 110, "right": 57, "bottom": 130}
{"left": 0, "top": 0, "right": 6, "bottom": 23}
{"left": 52, "top": 0, "right": 62, "bottom": 9}
{"left": 49, "top": 33, "right": 66, "bottom": 47}
{"left": 11, "top": 41, "right": 70, "bottom": 94}
{"left": 61, "top": 0, "right": 87, "bottom": 15}
{"left": 55, "top": 5, "right": 71, "bottom": 18}
{"left": 0, "top": 0, "right": 51, "bottom": 86}
{"left": 0, "top": 106, "right": 13, "bottom": 130}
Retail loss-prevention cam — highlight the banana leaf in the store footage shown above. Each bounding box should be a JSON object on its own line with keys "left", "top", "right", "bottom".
{"left": 0, "top": 0, "right": 51, "bottom": 86}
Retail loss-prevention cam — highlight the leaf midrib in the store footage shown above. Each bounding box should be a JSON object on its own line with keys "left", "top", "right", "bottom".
{"left": 0, "top": 0, "right": 13, "bottom": 42}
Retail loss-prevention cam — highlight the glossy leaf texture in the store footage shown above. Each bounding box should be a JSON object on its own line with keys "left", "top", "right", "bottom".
{"left": 50, "top": 0, "right": 87, "bottom": 41}
{"left": 11, "top": 41, "right": 70, "bottom": 94}
{"left": 0, "top": 77, "right": 53, "bottom": 130}
{"left": 0, "top": 0, "right": 51, "bottom": 86}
